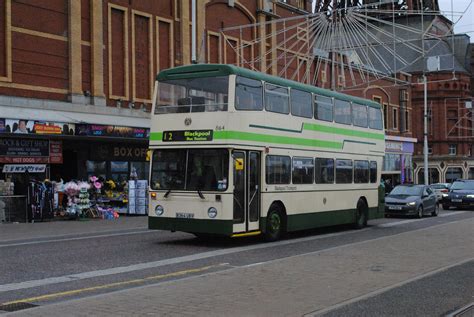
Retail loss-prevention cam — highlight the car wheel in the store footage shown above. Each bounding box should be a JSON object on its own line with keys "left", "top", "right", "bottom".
{"left": 264, "top": 205, "right": 284, "bottom": 242}
{"left": 431, "top": 204, "right": 439, "bottom": 217}
{"left": 417, "top": 205, "right": 423, "bottom": 219}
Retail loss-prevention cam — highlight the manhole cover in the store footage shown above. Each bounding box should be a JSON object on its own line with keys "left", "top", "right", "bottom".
{"left": 0, "top": 302, "right": 39, "bottom": 312}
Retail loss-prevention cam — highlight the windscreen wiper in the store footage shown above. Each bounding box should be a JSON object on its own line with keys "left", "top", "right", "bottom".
{"left": 164, "top": 189, "right": 171, "bottom": 198}
{"left": 197, "top": 190, "right": 205, "bottom": 199}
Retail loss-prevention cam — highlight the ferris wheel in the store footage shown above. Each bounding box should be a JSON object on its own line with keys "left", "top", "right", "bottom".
{"left": 219, "top": 0, "right": 472, "bottom": 91}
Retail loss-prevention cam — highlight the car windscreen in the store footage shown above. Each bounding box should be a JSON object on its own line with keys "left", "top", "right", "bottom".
{"left": 389, "top": 186, "right": 423, "bottom": 196}
{"left": 450, "top": 181, "right": 474, "bottom": 190}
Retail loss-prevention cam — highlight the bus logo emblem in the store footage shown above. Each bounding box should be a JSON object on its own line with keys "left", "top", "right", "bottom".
{"left": 184, "top": 118, "right": 192, "bottom": 126}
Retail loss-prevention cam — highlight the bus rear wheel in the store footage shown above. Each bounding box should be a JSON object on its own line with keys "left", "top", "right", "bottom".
{"left": 264, "top": 206, "right": 284, "bottom": 242}
{"left": 353, "top": 200, "right": 368, "bottom": 229}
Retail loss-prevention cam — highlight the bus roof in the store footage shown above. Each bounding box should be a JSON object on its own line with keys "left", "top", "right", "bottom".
{"left": 156, "top": 64, "right": 381, "bottom": 109}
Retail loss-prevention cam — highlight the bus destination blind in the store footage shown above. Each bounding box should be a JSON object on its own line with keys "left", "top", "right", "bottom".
{"left": 162, "top": 130, "right": 213, "bottom": 142}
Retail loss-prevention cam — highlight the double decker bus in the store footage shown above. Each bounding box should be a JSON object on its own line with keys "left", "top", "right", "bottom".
{"left": 149, "top": 64, "right": 385, "bottom": 241}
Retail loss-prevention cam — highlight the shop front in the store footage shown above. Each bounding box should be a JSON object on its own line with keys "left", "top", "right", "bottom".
{"left": 382, "top": 136, "right": 417, "bottom": 187}
{"left": 0, "top": 117, "right": 150, "bottom": 222}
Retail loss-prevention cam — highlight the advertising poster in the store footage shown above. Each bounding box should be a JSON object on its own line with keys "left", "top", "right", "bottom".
{"left": 0, "top": 118, "right": 5, "bottom": 133}
{"left": 5, "top": 119, "right": 35, "bottom": 134}
{"left": 49, "top": 140, "right": 63, "bottom": 164}
{"left": 75, "top": 124, "right": 149, "bottom": 139}
{"left": 33, "top": 122, "right": 75, "bottom": 135}
{"left": 2, "top": 119, "right": 74, "bottom": 135}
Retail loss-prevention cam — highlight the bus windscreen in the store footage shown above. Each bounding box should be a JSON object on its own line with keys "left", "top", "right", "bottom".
{"left": 155, "top": 77, "right": 229, "bottom": 114}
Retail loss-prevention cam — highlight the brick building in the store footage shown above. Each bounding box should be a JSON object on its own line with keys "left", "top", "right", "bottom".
{"left": 0, "top": 0, "right": 418, "bottom": 187}
{"left": 0, "top": 0, "right": 315, "bottom": 185}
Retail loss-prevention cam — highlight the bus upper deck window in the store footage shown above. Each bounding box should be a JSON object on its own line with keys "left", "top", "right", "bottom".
{"left": 235, "top": 77, "right": 263, "bottom": 111}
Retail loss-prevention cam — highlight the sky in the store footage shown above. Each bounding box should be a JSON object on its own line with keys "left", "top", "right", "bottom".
{"left": 438, "top": 0, "right": 473, "bottom": 40}
{"left": 311, "top": 1, "right": 474, "bottom": 41}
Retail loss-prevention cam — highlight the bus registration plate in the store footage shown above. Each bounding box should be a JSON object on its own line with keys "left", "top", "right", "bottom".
{"left": 176, "top": 212, "right": 194, "bottom": 219}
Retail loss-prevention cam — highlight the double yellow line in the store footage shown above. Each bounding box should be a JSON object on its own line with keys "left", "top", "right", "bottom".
{"left": 2, "top": 263, "right": 226, "bottom": 306}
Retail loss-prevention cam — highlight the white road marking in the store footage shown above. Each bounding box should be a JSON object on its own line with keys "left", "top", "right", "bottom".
{"left": 0, "top": 230, "right": 152, "bottom": 248}
{"left": 438, "top": 211, "right": 468, "bottom": 217}
{"left": 0, "top": 211, "right": 470, "bottom": 293}
{"left": 378, "top": 219, "right": 424, "bottom": 228}
{"left": 0, "top": 228, "right": 369, "bottom": 293}
{"left": 378, "top": 211, "right": 467, "bottom": 227}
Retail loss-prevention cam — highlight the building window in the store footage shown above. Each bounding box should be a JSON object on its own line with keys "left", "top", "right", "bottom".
{"left": 383, "top": 153, "right": 401, "bottom": 172}
{"left": 383, "top": 104, "right": 388, "bottom": 130}
{"left": 417, "top": 168, "right": 440, "bottom": 184}
{"left": 392, "top": 108, "right": 398, "bottom": 130}
{"left": 449, "top": 144, "right": 457, "bottom": 156}
{"left": 428, "top": 146, "right": 433, "bottom": 155}
{"left": 405, "top": 110, "right": 410, "bottom": 132}
{"left": 468, "top": 167, "right": 474, "bottom": 179}
{"left": 445, "top": 167, "right": 463, "bottom": 183}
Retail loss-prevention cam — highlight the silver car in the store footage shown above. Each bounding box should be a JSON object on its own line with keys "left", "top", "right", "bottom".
{"left": 385, "top": 185, "right": 438, "bottom": 218}
{"left": 430, "top": 183, "right": 451, "bottom": 202}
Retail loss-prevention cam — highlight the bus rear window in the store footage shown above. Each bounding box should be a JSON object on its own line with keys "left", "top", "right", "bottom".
{"left": 155, "top": 77, "right": 229, "bottom": 114}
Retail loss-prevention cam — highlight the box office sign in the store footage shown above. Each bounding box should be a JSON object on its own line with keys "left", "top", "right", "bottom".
{"left": 0, "top": 138, "right": 62, "bottom": 164}
{"left": 91, "top": 144, "right": 147, "bottom": 161}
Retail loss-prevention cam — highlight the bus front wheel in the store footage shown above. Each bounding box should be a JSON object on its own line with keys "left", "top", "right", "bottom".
{"left": 264, "top": 205, "right": 285, "bottom": 242}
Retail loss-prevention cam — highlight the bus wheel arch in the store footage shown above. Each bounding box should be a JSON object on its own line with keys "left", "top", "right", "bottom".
{"left": 264, "top": 201, "right": 287, "bottom": 242}
{"left": 354, "top": 197, "right": 368, "bottom": 229}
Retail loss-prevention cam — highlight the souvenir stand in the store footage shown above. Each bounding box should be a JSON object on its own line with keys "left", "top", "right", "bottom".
{"left": 27, "top": 181, "right": 55, "bottom": 222}
{"left": 128, "top": 180, "right": 148, "bottom": 215}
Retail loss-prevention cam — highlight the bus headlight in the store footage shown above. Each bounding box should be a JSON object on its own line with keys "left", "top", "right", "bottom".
{"left": 208, "top": 207, "right": 217, "bottom": 218}
{"left": 155, "top": 205, "right": 164, "bottom": 216}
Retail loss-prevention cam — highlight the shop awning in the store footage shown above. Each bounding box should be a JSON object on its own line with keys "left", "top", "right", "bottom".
{"left": 0, "top": 97, "right": 150, "bottom": 128}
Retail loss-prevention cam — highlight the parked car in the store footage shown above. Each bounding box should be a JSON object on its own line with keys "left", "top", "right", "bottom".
{"left": 430, "top": 183, "right": 451, "bottom": 202}
{"left": 441, "top": 179, "right": 474, "bottom": 210}
{"left": 385, "top": 184, "right": 438, "bottom": 218}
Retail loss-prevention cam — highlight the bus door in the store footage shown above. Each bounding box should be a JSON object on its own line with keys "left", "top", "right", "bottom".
{"left": 233, "top": 151, "right": 261, "bottom": 233}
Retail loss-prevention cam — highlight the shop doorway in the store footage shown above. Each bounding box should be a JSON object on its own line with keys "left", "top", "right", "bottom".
{"left": 50, "top": 149, "right": 77, "bottom": 182}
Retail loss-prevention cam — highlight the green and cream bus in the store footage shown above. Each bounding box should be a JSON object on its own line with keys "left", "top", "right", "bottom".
{"left": 149, "top": 64, "right": 385, "bottom": 241}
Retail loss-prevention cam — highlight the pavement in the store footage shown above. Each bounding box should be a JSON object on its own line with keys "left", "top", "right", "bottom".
{"left": 2, "top": 216, "right": 473, "bottom": 316}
